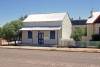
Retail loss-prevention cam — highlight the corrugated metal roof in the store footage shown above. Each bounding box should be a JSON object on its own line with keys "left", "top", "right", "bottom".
{"left": 23, "top": 13, "right": 66, "bottom": 22}
{"left": 71, "top": 20, "right": 87, "bottom": 25}
{"left": 20, "top": 27, "right": 61, "bottom": 30}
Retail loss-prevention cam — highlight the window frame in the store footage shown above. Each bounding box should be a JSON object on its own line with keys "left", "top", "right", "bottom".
{"left": 50, "top": 31, "right": 55, "bottom": 39}
{"left": 28, "top": 31, "right": 32, "bottom": 39}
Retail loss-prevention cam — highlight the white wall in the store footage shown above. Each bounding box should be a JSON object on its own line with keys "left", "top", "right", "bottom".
{"left": 62, "top": 14, "right": 72, "bottom": 40}
{"left": 43, "top": 30, "right": 58, "bottom": 45}
{"left": 22, "top": 31, "right": 32, "bottom": 44}
{"left": 22, "top": 30, "right": 60, "bottom": 45}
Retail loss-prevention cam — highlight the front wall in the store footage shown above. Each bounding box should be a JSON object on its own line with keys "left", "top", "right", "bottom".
{"left": 87, "top": 23, "right": 100, "bottom": 40}
{"left": 22, "top": 30, "right": 61, "bottom": 45}
{"left": 22, "top": 31, "right": 32, "bottom": 44}
{"left": 87, "top": 24, "right": 94, "bottom": 40}
{"left": 94, "top": 23, "right": 100, "bottom": 34}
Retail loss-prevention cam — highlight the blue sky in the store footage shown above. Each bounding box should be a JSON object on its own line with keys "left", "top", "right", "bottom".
{"left": 0, "top": 0, "right": 100, "bottom": 25}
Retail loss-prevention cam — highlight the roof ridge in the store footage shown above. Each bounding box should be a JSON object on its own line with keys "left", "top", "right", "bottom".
{"left": 29, "top": 12, "right": 66, "bottom": 16}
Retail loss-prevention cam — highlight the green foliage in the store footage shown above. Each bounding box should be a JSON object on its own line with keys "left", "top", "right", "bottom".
{"left": 0, "top": 15, "right": 27, "bottom": 45}
{"left": 71, "top": 27, "right": 87, "bottom": 41}
{"left": 19, "top": 15, "right": 27, "bottom": 21}
{"left": 2, "top": 19, "right": 23, "bottom": 43}
{"left": 0, "top": 27, "right": 2, "bottom": 38}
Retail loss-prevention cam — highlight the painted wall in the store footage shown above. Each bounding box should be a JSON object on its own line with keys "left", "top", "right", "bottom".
{"left": 22, "top": 30, "right": 61, "bottom": 45}
{"left": 86, "top": 23, "right": 100, "bottom": 40}
{"left": 87, "top": 24, "right": 94, "bottom": 40}
{"left": 62, "top": 14, "right": 72, "bottom": 40}
{"left": 94, "top": 23, "right": 100, "bottom": 34}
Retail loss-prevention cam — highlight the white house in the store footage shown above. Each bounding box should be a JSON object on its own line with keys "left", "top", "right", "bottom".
{"left": 20, "top": 12, "right": 72, "bottom": 45}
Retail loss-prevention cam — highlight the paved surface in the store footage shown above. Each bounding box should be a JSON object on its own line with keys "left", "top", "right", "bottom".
{"left": 0, "top": 48, "right": 100, "bottom": 67}
{"left": 1, "top": 46, "right": 100, "bottom": 53}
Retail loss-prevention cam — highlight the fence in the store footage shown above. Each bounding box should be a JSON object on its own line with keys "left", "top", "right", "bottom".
{"left": 55, "top": 41, "right": 100, "bottom": 48}
{"left": 1, "top": 40, "right": 100, "bottom": 48}
{"left": 74, "top": 41, "right": 100, "bottom": 48}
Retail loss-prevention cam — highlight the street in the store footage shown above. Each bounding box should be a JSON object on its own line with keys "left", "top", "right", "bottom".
{"left": 0, "top": 48, "right": 100, "bottom": 67}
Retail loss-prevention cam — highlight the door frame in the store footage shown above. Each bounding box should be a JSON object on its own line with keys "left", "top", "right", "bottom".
{"left": 38, "top": 31, "right": 44, "bottom": 45}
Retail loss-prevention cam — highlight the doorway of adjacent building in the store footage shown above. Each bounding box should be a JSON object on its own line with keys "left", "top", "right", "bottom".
{"left": 38, "top": 31, "right": 44, "bottom": 45}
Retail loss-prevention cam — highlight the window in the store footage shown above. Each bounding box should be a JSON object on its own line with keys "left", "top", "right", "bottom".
{"left": 50, "top": 31, "right": 55, "bottom": 39}
{"left": 28, "top": 31, "right": 32, "bottom": 39}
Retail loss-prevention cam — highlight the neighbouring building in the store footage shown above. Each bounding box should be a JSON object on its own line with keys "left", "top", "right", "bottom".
{"left": 72, "top": 11, "right": 100, "bottom": 41}
{"left": 20, "top": 12, "right": 72, "bottom": 45}
{"left": 71, "top": 19, "right": 87, "bottom": 33}
{"left": 87, "top": 12, "right": 100, "bottom": 41}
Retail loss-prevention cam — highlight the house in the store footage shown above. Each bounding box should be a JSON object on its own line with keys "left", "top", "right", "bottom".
{"left": 87, "top": 12, "right": 100, "bottom": 41}
{"left": 20, "top": 12, "right": 72, "bottom": 45}
{"left": 71, "top": 11, "right": 100, "bottom": 41}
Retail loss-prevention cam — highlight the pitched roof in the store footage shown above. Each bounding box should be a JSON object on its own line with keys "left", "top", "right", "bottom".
{"left": 23, "top": 12, "right": 66, "bottom": 22}
{"left": 71, "top": 20, "right": 87, "bottom": 25}
{"left": 87, "top": 12, "right": 100, "bottom": 23}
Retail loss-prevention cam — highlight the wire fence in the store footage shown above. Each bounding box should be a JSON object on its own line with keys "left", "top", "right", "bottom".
{"left": 71, "top": 41, "right": 100, "bottom": 48}
{"left": 55, "top": 41, "right": 100, "bottom": 48}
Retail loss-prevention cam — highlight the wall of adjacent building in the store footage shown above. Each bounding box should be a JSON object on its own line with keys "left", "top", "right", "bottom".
{"left": 72, "top": 25, "right": 87, "bottom": 32}
{"left": 94, "top": 23, "right": 100, "bottom": 34}
{"left": 86, "top": 23, "right": 100, "bottom": 41}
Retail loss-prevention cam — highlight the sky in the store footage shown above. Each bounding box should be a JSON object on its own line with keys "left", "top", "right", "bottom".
{"left": 0, "top": 0, "right": 100, "bottom": 25}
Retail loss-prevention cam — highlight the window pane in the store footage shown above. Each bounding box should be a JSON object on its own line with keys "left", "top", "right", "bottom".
{"left": 50, "top": 31, "right": 55, "bottom": 39}
{"left": 28, "top": 31, "right": 32, "bottom": 39}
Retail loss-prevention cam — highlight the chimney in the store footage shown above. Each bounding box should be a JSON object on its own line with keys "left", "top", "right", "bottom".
{"left": 88, "top": 8, "right": 94, "bottom": 18}
{"left": 91, "top": 8, "right": 94, "bottom": 17}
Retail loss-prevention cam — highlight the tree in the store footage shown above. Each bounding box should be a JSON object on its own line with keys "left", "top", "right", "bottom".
{"left": 71, "top": 27, "right": 86, "bottom": 41}
{"left": 2, "top": 20, "right": 23, "bottom": 45}
{"left": 19, "top": 15, "right": 27, "bottom": 21}
{"left": 10, "top": 20, "right": 23, "bottom": 45}
{"left": 0, "top": 27, "right": 2, "bottom": 38}
{"left": 2, "top": 23, "right": 15, "bottom": 44}
{"left": 1, "top": 15, "right": 28, "bottom": 45}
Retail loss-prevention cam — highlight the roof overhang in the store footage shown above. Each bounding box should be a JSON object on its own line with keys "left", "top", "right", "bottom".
{"left": 19, "top": 27, "right": 61, "bottom": 31}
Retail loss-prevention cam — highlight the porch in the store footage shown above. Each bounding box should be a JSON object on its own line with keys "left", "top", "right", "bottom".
{"left": 20, "top": 27, "right": 61, "bottom": 45}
